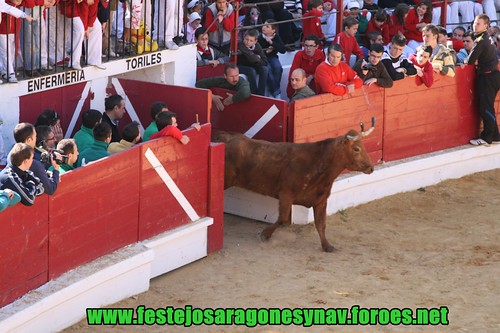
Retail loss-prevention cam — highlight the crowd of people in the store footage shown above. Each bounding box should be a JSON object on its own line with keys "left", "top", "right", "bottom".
{"left": 0, "top": 95, "right": 201, "bottom": 211}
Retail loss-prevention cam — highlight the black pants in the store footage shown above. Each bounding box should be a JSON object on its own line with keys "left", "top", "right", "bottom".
{"left": 476, "top": 70, "right": 500, "bottom": 143}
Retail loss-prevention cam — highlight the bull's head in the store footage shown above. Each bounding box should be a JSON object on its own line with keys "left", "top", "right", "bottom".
{"left": 343, "top": 117, "right": 375, "bottom": 174}
{"left": 346, "top": 117, "right": 376, "bottom": 141}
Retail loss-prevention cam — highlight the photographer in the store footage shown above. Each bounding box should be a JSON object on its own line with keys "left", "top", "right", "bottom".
{"left": 353, "top": 43, "right": 394, "bottom": 88}
{"left": 48, "top": 139, "right": 79, "bottom": 175}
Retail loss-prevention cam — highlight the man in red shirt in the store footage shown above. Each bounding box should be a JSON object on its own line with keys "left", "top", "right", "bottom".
{"left": 150, "top": 111, "right": 201, "bottom": 144}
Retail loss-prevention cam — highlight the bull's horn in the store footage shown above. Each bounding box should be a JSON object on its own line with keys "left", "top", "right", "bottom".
{"left": 360, "top": 117, "right": 376, "bottom": 137}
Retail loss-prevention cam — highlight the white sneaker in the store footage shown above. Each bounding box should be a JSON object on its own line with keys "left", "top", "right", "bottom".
{"left": 91, "top": 64, "right": 107, "bottom": 70}
{"left": 71, "top": 64, "right": 82, "bottom": 70}
{"left": 2, "top": 73, "right": 18, "bottom": 83}
{"left": 469, "top": 138, "right": 490, "bottom": 146}
{"left": 165, "top": 41, "right": 179, "bottom": 50}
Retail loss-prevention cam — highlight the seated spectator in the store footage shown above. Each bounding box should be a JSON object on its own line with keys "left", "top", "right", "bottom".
{"left": 184, "top": 12, "right": 202, "bottom": 44}
{"left": 0, "top": 143, "right": 44, "bottom": 206}
{"left": 321, "top": 0, "right": 336, "bottom": 43}
{"left": 245, "top": 0, "right": 294, "bottom": 46}
{"left": 150, "top": 112, "right": 201, "bottom": 144}
{"left": 422, "top": 24, "right": 456, "bottom": 77}
{"left": 353, "top": 44, "right": 394, "bottom": 88}
{"left": 195, "top": 27, "right": 230, "bottom": 67}
{"left": 404, "top": 1, "right": 432, "bottom": 54}
{"left": 451, "top": 26, "right": 466, "bottom": 53}
{"left": 346, "top": 1, "right": 370, "bottom": 48}
{"left": 108, "top": 121, "right": 142, "bottom": 154}
{"left": 437, "top": 25, "right": 458, "bottom": 63}
{"left": 363, "top": 0, "right": 379, "bottom": 12}
{"left": 77, "top": 122, "right": 112, "bottom": 167}
{"left": 237, "top": 29, "right": 269, "bottom": 96}
{"left": 103, "top": 94, "right": 127, "bottom": 142}
{"left": 457, "top": 31, "right": 474, "bottom": 64}
{"left": 286, "top": 34, "right": 325, "bottom": 99}
{"left": 73, "top": 109, "right": 103, "bottom": 153}
{"left": 333, "top": 16, "right": 364, "bottom": 66}
{"left": 204, "top": 0, "right": 235, "bottom": 54}
{"left": 302, "top": 0, "right": 325, "bottom": 45}
{"left": 35, "top": 125, "right": 58, "bottom": 170}
{"left": 388, "top": 3, "right": 409, "bottom": 41}
{"left": 289, "top": 68, "right": 316, "bottom": 101}
{"left": 35, "top": 109, "right": 64, "bottom": 142}
{"left": 12, "top": 123, "right": 60, "bottom": 195}
{"left": 49, "top": 139, "right": 80, "bottom": 174}
{"left": 315, "top": 44, "right": 363, "bottom": 96}
{"left": 366, "top": 9, "right": 390, "bottom": 46}
{"left": 144, "top": 102, "right": 168, "bottom": 141}
{"left": 195, "top": 63, "right": 251, "bottom": 111}
{"left": 409, "top": 44, "right": 434, "bottom": 87}
{"left": 448, "top": 0, "right": 474, "bottom": 33}
{"left": 0, "top": 188, "right": 21, "bottom": 211}
{"left": 259, "top": 19, "right": 286, "bottom": 98}
{"left": 381, "top": 35, "right": 418, "bottom": 81}
{"left": 239, "top": 6, "right": 263, "bottom": 40}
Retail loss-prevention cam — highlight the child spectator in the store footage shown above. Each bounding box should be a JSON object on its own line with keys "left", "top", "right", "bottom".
{"left": 381, "top": 35, "right": 418, "bottom": 81}
{"left": 0, "top": 188, "right": 20, "bottom": 211}
{"left": 143, "top": 102, "right": 168, "bottom": 141}
{"left": 409, "top": 44, "right": 434, "bottom": 87}
{"left": 321, "top": 0, "right": 336, "bottom": 44}
{"left": 35, "top": 109, "right": 64, "bottom": 142}
{"left": 150, "top": 111, "right": 201, "bottom": 144}
{"left": 195, "top": 27, "right": 230, "bottom": 67}
{"left": 184, "top": 12, "right": 202, "bottom": 44}
{"left": 353, "top": 43, "right": 394, "bottom": 88}
{"left": 404, "top": 1, "right": 432, "bottom": 54}
{"left": 49, "top": 139, "right": 80, "bottom": 174}
{"left": 77, "top": 122, "right": 112, "bottom": 167}
{"left": 366, "top": 9, "right": 390, "bottom": 46}
{"left": 239, "top": 6, "right": 262, "bottom": 40}
{"left": 258, "top": 19, "right": 286, "bottom": 98}
{"left": 302, "top": 0, "right": 325, "bottom": 46}
{"left": 315, "top": 43, "right": 363, "bottom": 96}
{"left": 108, "top": 121, "right": 141, "bottom": 154}
{"left": 204, "top": 0, "right": 235, "bottom": 54}
{"left": 73, "top": 109, "right": 103, "bottom": 153}
{"left": 0, "top": 143, "right": 44, "bottom": 206}
{"left": 237, "top": 29, "right": 269, "bottom": 96}
{"left": 333, "top": 16, "right": 364, "bottom": 66}
{"left": 346, "top": 1, "right": 370, "bottom": 48}
{"left": 388, "top": 3, "right": 409, "bottom": 41}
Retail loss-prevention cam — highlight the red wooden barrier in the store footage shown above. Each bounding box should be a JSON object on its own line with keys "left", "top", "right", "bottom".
{"left": 48, "top": 148, "right": 141, "bottom": 279}
{"left": 0, "top": 196, "right": 49, "bottom": 307}
{"left": 208, "top": 142, "right": 225, "bottom": 253}
{"left": 196, "top": 64, "right": 225, "bottom": 81}
{"left": 208, "top": 88, "right": 288, "bottom": 142}
{"left": 138, "top": 125, "right": 211, "bottom": 240}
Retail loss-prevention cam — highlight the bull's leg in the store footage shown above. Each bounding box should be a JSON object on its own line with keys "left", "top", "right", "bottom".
{"left": 261, "top": 196, "right": 292, "bottom": 241}
{"left": 313, "top": 200, "right": 335, "bottom": 252}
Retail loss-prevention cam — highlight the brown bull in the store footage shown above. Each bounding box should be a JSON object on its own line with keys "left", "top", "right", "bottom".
{"left": 215, "top": 127, "right": 375, "bottom": 252}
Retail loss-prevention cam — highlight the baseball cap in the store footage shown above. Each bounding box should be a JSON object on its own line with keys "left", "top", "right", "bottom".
{"left": 187, "top": 0, "right": 199, "bottom": 9}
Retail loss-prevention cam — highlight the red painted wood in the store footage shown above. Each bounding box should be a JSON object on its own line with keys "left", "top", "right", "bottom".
{"left": 48, "top": 148, "right": 140, "bottom": 279}
{"left": 0, "top": 196, "right": 49, "bottom": 307}
{"left": 208, "top": 143, "right": 225, "bottom": 253}
{"left": 138, "top": 124, "right": 211, "bottom": 240}
{"left": 113, "top": 79, "right": 212, "bottom": 130}
{"left": 209, "top": 89, "right": 288, "bottom": 142}
{"left": 196, "top": 64, "right": 225, "bottom": 81}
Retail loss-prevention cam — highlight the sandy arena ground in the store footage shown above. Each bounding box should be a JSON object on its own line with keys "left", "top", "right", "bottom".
{"left": 65, "top": 169, "right": 500, "bottom": 333}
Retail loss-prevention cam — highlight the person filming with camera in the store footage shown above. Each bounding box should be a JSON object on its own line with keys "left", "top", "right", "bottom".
{"left": 353, "top": 43, "right": 394, "bottom": 88}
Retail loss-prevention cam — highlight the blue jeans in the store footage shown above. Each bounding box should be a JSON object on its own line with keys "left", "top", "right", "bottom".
{"left": 267, "top": 57, "right": 283, "bottom": 97}
{"left": 239, "top": 65, "right": 269, "bottom": 96}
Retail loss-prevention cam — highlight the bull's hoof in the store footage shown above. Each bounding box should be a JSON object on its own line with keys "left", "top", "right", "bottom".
{"left": 323, "top": 245, "right": 336, "bottom": 253}
{"left": 260, "top": 228, "right": 273, "bottom": 241}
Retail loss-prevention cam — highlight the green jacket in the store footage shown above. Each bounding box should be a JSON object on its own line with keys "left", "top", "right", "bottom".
{"left": 195, "top": 76, "right": 251, "bottom": 103}
{"left": 143, "top": 121, "right": 158, "bottom": 141}
{"left": 77, "top": 141, "right": 110, "bottom": 167}
{"left": 73, "top": 126, "right": 95, "bottom": 153}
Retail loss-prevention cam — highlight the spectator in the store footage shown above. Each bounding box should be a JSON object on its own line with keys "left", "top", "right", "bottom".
{"left": 379, "top": 0, "right": 412, "bottom": 10}
{"left": 286, "top": 34, "right": 325, "bottom": 99}
{"left": 154, "top": 0, "right": 183, "bottom": 50}
{"left": 353, "top": 43, "right": 394, "bottom": 88}
{"left": 73, "top": 109, "right": 103, "bottom": 152}
{"left": 363, "top": 0, "right": 379, "bottom": 12}
{"left": 289, "top": 68, "right": 316, "bottom": 101}
{"left": 195, "top": 27, "right": 230, "bottom": 67}
{"left": 388, "top": 3, "right": 409, "bottom": 41}
{"left": 381, "top": 35, "right": 418, "bottom": 81}
{"left": 98, "top": 0, "right": 114, "bottom": 57}
{"left": 259, "top": 19, "right": 286, "bottom": 98}
{"left": 302, "top": 0, "right": 325, "bottom": 45}
{"left": 237, "top": 29, "right": 269, "bottom": 96}
{"left": 184, "top": 12, "right": 202, "bottom": 44}
{"left": 0, "top": 188, "right": 21, "bottom": 211}
{"left": 405, "top": 1, "right": 432, "bottom": 54}
{"left": 0, "top": 116, "right": 5, "bottom": 166}
{"left": 239, "top": 6, "right": 263, "bottom": 40}
{"left": 81, "top": 0, "right": 105, "bottom": 69}
{"left": 35, "top": 125, "right": 58, "bottom": 170}
{"left": 35, "top": 109, "right": 64, "bottom": 142}
{"left": 321, "top": 0, "right": 336, "bottom": 43}
{"left": 143, "top": 102, "right": 168, "bottom": 141}
{"left": 450, "top": 26, "right": 466, "bottom": 53}
{"left": 0, "top": 143, "right": 44, "bottom": 206}
{"left": 12, "top": 123, "right": 60, "bottom": 195}
{"left": 77, "top": 122, "right": 112, "bottom": 167}
{"left": 195, "top": 63, "right": 252, "bottom": 111}
{"left": 448, "top": 0, "right": 474, "bottom": 32}
{"left": 108, "top": 121, "right": 141, "bottom": 154}
{"left": 150, "top": 111, "right": 201, "bottom": 144}
{"left": 245, "top": 0, "right": 294, "bottom": 46}
{"left": 60, "top": 0, "right": 86, "bottom": 70}
{"left": 315, "top": 43, "right": 363, "bottom": 95}
{"left": 204, "top": 0, "right": 235, "bottom": 54}
{"left": 467, "top": 14, "right": 500, "bottom": 145}
{"left": 422, "top": 24, "right": 456, "bottom": 77}
{"left": 333, "top": 16, "right": 364, "bottom": 66}
{"left": 49, "top": 139, "right": 80, "bottom": 174}
{"left": 366, "top": 9, "right": 390, "bottom": 46}
{"left": 346, "top": 1, "right": 370, "bottom": 48}
{"left": 409, "top": 44, "right": 434, "bottom": 87}
{"left": 437, "top": 25, "right": 458, "bottom": 63}
{"left": 103, "top": 94, "right": 126, "bottom": 142}
{"left": 457, "top": 31, "right": 474, "bottom": 63}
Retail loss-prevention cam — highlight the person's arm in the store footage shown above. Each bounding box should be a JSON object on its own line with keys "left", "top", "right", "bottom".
{"left": 440, "top": 51, "right": 456, "bottom": 77}
{"left": 231, "top": 78, "right": 252, "bottom": 102}
{"left": 315, "top": 66, "right": 349, "bottom": 96}
{"left": 402, "top": 59, "right": 418, "bottom": 76}
{"left": 381, "top": 58, "right": 405, "bottom": 80}
{"left": 375, "top": 64, "right": 394, "bottom": 88}
{"left": 0, "top": 190, "right": 9, "bottom": 211}
{"left": 2, "top": 173, "right": 41, "bottom": 206}
{"left": 271, "top": 34, "right": 286, "bottom": 54}
{"left": 195, "top": 76, "right": 219, "bottom": 89}
{"left": 30, "top": 160, "right": 59, "bottom": 195}
{"left": 345, "top": 65, "right": 363, "bottom": 89}
{"left": 221, "top": 10, "right": 235, "bottom": 32}
{"left": 421, "top": 63, "right": 434, "bottom": 87}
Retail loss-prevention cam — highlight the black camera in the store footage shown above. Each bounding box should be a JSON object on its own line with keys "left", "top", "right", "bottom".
{"left": 362, "top": 63, "right": 376, "bottom": 71}
{"left": 39, "top": 149, "right": 69, "bottom": 165}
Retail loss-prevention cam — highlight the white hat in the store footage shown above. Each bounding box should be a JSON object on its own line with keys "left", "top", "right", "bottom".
{"left": 189, "top": 12, "right": 202, "bottom": 23}
{"left": 187, "top": 0, "right": 199, "bottom": 9}
{"left": 347, "top": 1, "right": 360, "bottom": 10}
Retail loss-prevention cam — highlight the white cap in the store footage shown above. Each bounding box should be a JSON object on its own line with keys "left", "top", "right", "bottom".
{"left": 187, "top": 0, "right": 199, "bottom": 9}
{"left": 347, "top": 1, "right": 360, "bottom": 10}
{"left": 189, "top": 12, "right": 202, "bottom": 23}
